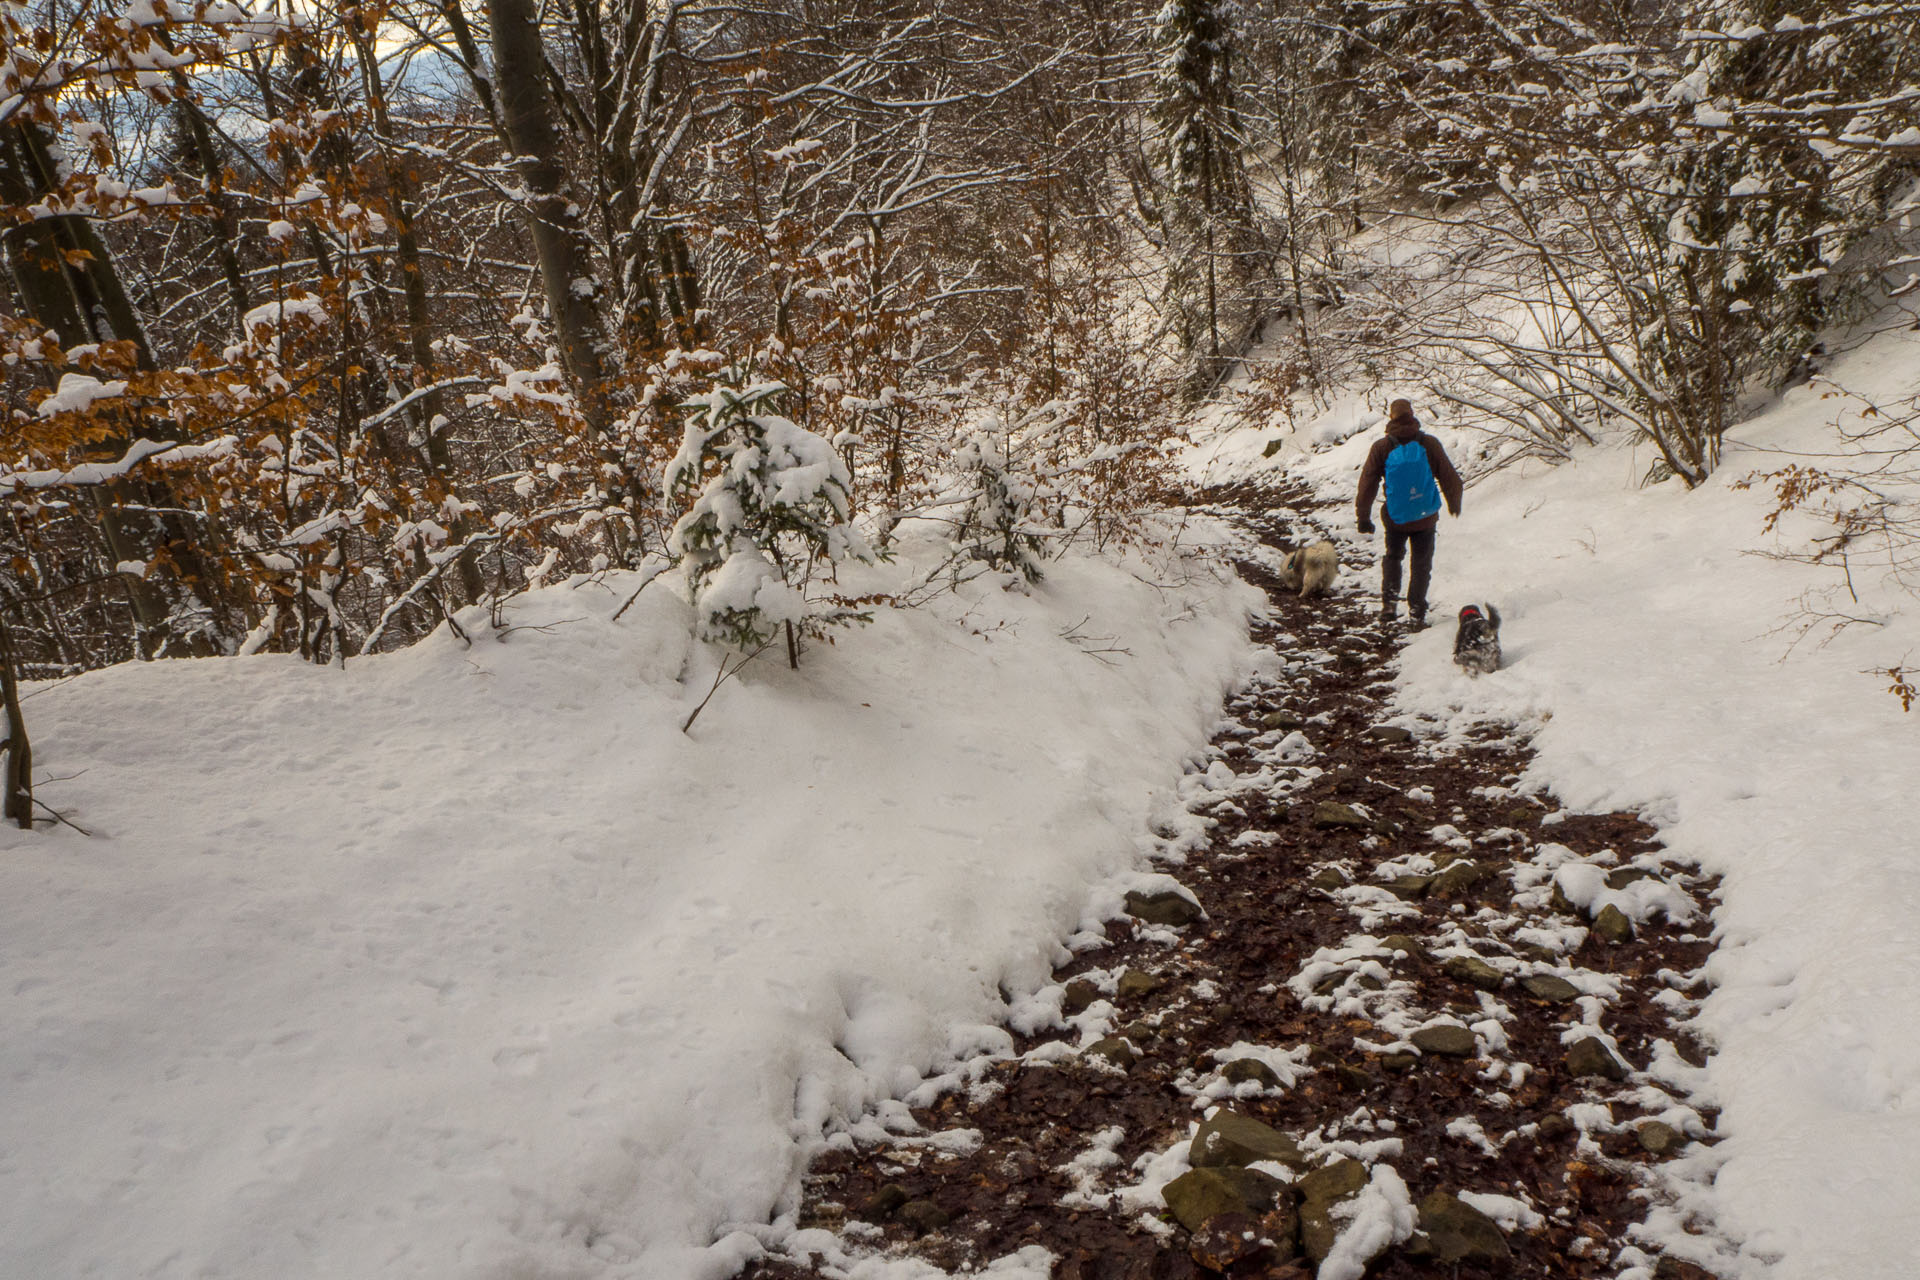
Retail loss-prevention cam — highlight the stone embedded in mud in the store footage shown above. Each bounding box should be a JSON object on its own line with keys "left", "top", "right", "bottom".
{"left": 1414, "top": 1191, "right": 1511, "bottom": 1263}
{"left": 1188, "top": 1211, "right": 1269, "bottom": 1269}
{"left": 1313, "top": 801, "right": 1370, "bottom": 830}
{"left": 897, "top": 1199, "right": 951, "bottom": 1235}
{"left": 1124, "top": 888, "right": 1204, "bottom": 928}
{"left": 1606, "top": 865, "right": 1657, "bottom": 890}
{"left": 1296, "top": 1157, "right": 1368, "bottom": 1205}
{"left": 1638, "top": 1120, "right": 1685, "bottom": 1155}
{"left": 1430, "top": 859, "right": 1492, "bottom": 900}
{"left": 859, "top": 1183, "right": 910, "bottom": 1221}
{"left": 1565, "top": 1036, "right": 1630, "bottom": 1081}
{"left": 1296, "top": 1159, "right": 1369, "bottom": 1261}
{"left": 1367, "top": 725, "right": 1414, "bottom": 744}
{"left": 1592, "top": 903, "right": 1635, "bottom": 943}
{"left": 1410, "top": 1023, "right": 1478, "bottom": 1058}
{"left": 1520, "top": 973, "right": 1582, "bottom": 1003}
{"left": 1379, "top": 933, "right": 1429, "bottom": 960}
{"left": 1116, "top": 968, "right": 1162, "bottom": 999}
{"left": 1520, "top": 974, "right": 1582, "bottom": 1005}
{"left": 1190, "top": 1109, "right": 1308, "bottom": 1170}
{"left": 1062, "top": 977, "right": 1100, "bottom": 1015}
{"left": 1549, "top": 883, "right": 1580, "bottom": 915}
{"left": 1161, "top": 1166, "right": 1289, "bottom": 1232}
{"left": 1309, "top": 866, "right": 1351, "bottom": 890}
{"left": 1385, "top": 874, "right": 1434, "bottom": 900}
{"left": 1507, "top": 806, "right": 1539, "bottom": 824}
{"left": 1261, "top": 709, "right": 1306, "bottom": 731}
{"left": 1333, "top": 1063, "right": 1375, "bottom": 1090}
{"left": 1220, "top": 1057, "right": 1283, "bottom": 1088}
{"left": 1443, "top": 955, "right": 1506, "bottom": 990}
{"left": 1084, "top": 1036, "right": 1139, "bottom": 1070}
{"left": 1380, "top": 1052, "right": 1418, "bottom": 1072}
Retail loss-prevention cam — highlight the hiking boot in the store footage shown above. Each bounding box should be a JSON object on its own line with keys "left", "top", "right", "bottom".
{"left": 1379, "top": 603, "right": 1399, "bottom": 625}
{"left": 1409, "top": 608, "right": 1428, "bottom": 632}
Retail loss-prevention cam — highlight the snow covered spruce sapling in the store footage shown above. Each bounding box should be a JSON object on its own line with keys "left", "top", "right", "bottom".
{"left": 953, "top": 416, "right": 1047, "bottom": 586}
{"left": 664, "top": 378, "right": 874, "bottom": 667}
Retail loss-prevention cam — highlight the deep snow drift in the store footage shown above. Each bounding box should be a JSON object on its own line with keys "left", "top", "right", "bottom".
{"left": 0, "top": 534, "right": 1257, "bottom": 1279}
{"left": 1193, "top": 313, "right": 1920, "bottom": 1279}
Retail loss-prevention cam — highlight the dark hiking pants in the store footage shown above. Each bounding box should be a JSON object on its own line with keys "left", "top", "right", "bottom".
{"left": 1382, "top": 528, "right": 1436, "bottom": 618}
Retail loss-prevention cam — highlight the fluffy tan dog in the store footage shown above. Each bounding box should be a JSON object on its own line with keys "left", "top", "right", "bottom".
{"left": 1279, "top": 540, "right": 1339, "bottom": 597}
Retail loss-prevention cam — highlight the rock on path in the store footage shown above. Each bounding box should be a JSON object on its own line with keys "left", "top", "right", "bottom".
{"left": 744, "top": 482, "right": 1725, "bottom": 1280}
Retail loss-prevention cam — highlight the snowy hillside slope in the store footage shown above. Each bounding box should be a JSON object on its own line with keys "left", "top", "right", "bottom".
{"left": 0, "top": 532, "right": 1257, "bottom": 1279}
{"left": 1190, "top": 312, "right": 1920, "bottom": 1277}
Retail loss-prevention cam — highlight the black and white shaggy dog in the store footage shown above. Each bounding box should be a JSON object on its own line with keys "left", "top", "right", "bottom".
{"left": 1453, "top": 604, "right": 1502, "bottom": 675}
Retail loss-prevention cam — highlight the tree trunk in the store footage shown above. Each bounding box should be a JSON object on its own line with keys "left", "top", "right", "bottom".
{"left": 0, "top": 612, "right": 31, "bottom": 830}
{"left": 488, "top": 0, "right": 619, "bottom": 438}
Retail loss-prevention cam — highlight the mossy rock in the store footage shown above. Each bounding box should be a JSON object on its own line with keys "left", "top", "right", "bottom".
{"left": 898, "top": 1199, "right": 951, "bottom": 1235}
{"left": 1379, "top": 933, "right": 1429, "bottom": 960}
{"left": 1062, "top": 978, "right": 1100, "bottom": 1015}
{"left": 1385, "top": 874, "right": 1435, "bottom": 901}
{"left": 1261, "top": 709, "right": 1306, "bottom": 731}
{"left": 1442, "top": 955, "right": 1506, "bottom": 990}
{"left": 1125, "top": 889, "right": 1204, "bottom": 928}
{"left": 1414, "top": 1192, "right": 1510, "bottom": 1263}
{"left": 1566, "top": 1036, "right": 1629, "bottom": 1081}
{"left": 1161, "top": 1166, "right": 1289, "bottom": 1233}
{"left": 1220, "top": 1057, "right": 1282, "bottom": 1088}
{"left": 1430, "top": 859, "right": 1492, "bottom": 900}
{"left": 1085, "top": 1036, "right": 1139, "bottom": 1070}
{"left": 1296, "top": 1158, "right": 1368, "bottom": 1205}
{"left": 1606, "top": 866, "right": 1657, "bottom": 890}
{"left": 1313, "top": 801, "right": 1370, "bottom": 830}
{"left": 1520, "top": 974, "right": 1582, "bottom": 1003}
{"left": 1592, "top": 903, "right": 1635, "bottom": 943}
{"left": 1380, "top": 1052, "right": 1418, "bottom": 1072}
{"left": 1116, "top": 969, "right": 1163, "bottom": 999}
{"left": 858, "top": 1183, "right": 909, "bottom": 1222}
{"left": 1410, "top": 1024, "right": 1478, "bottom": 1058}
{"left": 1190, "top": 1109, "right": 1308, "bottom": 1170}
{"left": 1309, "top": 866, "right": 1352, "bottom": 890}
{"left": 1297, "top": 1160, "right": 1369, "bottom": 1261}
{"left": 1638, "top": 1121, "right": 1684, "bottom": 1155}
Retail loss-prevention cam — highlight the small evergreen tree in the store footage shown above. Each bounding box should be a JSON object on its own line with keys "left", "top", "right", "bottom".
{"left": 664, "top": 378, "right": 873, "bottom": 663}
{"left": 953, "top": 416, "right": 1048, "bottom": 586}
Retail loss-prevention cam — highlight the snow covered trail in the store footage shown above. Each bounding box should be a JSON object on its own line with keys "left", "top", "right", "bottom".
{"left": 0, "top": 539, "right": 1257, "bottom": 1279}
{"left": 1194, "top": 317, "right": 1920, "bottom": 1278}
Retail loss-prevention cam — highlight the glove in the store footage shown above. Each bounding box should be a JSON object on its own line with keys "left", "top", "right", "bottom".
{"left": 1357, "top": 519, "right": 1375, "bottom": 535}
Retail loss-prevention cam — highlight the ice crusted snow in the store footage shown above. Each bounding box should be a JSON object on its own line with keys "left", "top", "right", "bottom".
{"left": 0, "top": 530, "right": 1256, "bottom": 1278}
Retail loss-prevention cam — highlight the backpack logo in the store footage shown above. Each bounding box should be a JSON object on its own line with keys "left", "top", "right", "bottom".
{"left": 1383, "top": 440, "right": 1441, "bottom": 525}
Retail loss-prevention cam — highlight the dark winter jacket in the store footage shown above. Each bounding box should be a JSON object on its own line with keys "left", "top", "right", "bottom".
{"left": 1355, "top": 416, "right": 1464, "bottom": 533}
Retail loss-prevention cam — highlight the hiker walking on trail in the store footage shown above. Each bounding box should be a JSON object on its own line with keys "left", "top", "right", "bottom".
{"left": 1355, "top": 398, "right": 1463, "bottom": 629}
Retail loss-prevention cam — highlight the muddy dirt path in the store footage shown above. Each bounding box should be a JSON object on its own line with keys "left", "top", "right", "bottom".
{"left": 744, "top": 482, "right": 1722, "bottom": 1279}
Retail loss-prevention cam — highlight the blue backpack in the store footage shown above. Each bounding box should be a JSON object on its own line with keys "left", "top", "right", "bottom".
{"left": 1383, "top": 439, "right": 1442, "bottom": 525}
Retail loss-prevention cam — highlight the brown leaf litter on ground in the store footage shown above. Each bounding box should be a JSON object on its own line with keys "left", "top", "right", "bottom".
{"left": 741, "top": 481, "right": 1726, "bottom": 1280}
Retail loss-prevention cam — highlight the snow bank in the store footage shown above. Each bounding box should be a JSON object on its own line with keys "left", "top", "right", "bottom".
{"left": 0, "top": 531, "right": 1257, "bottom": 1279}
{"left": 1234, "top": 317, "right": 1920, "bottom": 1278}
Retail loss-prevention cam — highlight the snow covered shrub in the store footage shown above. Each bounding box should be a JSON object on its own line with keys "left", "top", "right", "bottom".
{"left": 664, "top": 378, "right": 873, "bottom": 656}
{"left": 953, "top": 417, "right": 1048, "bottom": 585}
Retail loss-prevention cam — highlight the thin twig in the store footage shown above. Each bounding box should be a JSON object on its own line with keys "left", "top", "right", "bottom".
{"left": 32, "top": 797, "right": 92, "bottom": 837}
{"left": 611, "top": 562, "right": 671, "bottom": 623}
{"left": 681, "top": 641, "right": 774, "bottom": 735}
